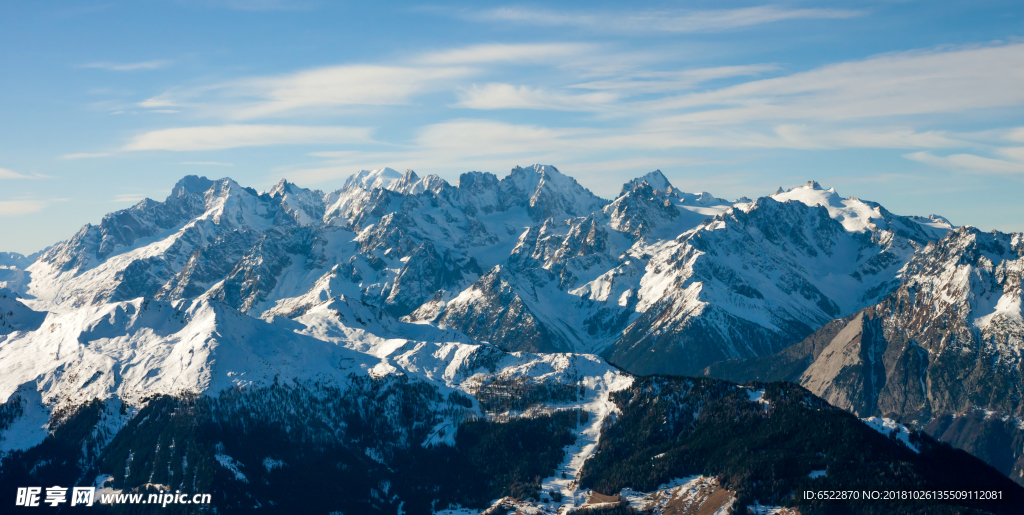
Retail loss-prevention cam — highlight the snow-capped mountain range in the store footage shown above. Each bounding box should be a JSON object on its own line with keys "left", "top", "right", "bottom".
{"left": 11, "top": 166, "right": 954, "bottom": 370}
{"left": 2, "top": 164, "right": 963, "bottom": 409}
{"left": 4, "top": 164, "right": 1022, "bottom": 512}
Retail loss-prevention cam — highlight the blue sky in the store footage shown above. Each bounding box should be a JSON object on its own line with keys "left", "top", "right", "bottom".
{"left": 0, "top": 0, "right": 1022, "bottom": 254}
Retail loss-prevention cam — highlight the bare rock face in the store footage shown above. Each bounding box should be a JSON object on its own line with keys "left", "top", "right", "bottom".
{"left": 384, "top": 242, "right": 477, "bottom": 317}
{"left": 431, "top": 266, "right": 576, "bottom": 353}
{"left": 708, "top": 227, "right": 1024, "bottom": 483}
{"left": 605, "top": 179, "right": 680, "bottom": 238}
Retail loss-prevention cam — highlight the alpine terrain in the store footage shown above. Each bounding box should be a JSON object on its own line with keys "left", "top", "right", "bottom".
{"left": 706, "top": 226, "right": 1024, "bottom": 488}
{"left": 0, "top": 164, "right": 1020, "bottom": 513}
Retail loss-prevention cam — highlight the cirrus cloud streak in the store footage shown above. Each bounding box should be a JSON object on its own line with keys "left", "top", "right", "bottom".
{"left": 122, "top": 125, "right": 373, "bottom": 152}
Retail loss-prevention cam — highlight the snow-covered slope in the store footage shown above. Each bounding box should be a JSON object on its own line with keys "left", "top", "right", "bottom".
{"left": 0, "top": 289, "right": 46, "bottom": 335}
{"left": 0, "top": 297, "right": 372, "bottom": 412}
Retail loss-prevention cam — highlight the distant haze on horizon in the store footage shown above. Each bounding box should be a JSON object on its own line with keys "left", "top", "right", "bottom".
{"left": 0, "top": 0, "right": 1022, "bottom": 254}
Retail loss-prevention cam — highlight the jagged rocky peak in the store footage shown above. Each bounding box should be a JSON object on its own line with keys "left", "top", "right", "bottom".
{"left": 456, "top": 170, "right": 498, "bottom": 190}
{"left": 618, "top": 169, "right": 676, "bottom": 197}
{"left": 916, "top": 225, "right": 1022, "bottom": 273}
{"left": 167, "top": 175, "right": 263, "bottom": 208}
{"left": 270, "top": 178, "right": 327, "bottom": 225}
{"left": 504, "top": 164, "right": 609, "bottom": 221}
{"left": 606, "top": 177, "right": 681, "bottom": 237}
{"left": 268, "top": 177, "right": 317, "bottom": 197}
{"left": 388, "top": 169, "right": 421, "bottom": 193}
{"left": 387, "top": 169, "right": 451, "bottom": 195}
{"left": 170, "top": 175, "right": 215, "bottom": 198}
{"left": 617, "top": 170, "right": 733, "bottom": 207}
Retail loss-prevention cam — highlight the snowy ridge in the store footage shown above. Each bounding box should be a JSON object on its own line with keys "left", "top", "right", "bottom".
{"left": 772, "top": 180, "right": 952, "bottom": 241}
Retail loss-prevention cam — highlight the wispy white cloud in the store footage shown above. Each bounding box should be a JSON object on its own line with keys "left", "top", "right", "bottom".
{"left": 61, "top": 152, "right": 112, "bottom": 160}
{"left": 1006, "top": 128, "right": 1024, "bottom": 143}
{"left": 570, "top": 65, "right": 779, "bottom": 94}
{"left": 0, "top": 168, "right": 31, "bottom": 179}
{"left": 455, "top": 84, "right": 619, "bottom": 111}
{"left": 0, "top": 198, "right": 67, "bottom": 216}
{"left": 417, "top": 43, "right": 596, "bottom": 65}
{"left": 288, "top": 119, "right": 970, "bottom": 186}
{"left": 644, "top": 43, "right": 1024, "bottom": 124}
{"left": 122, "top": 124, "right": 372, "bottom": 151}
{"left": 180, "top": 161, "right": 235, "bottom": 166}
{"left": 0, "top": 200, "right": 49, "bottom": 216}
{"left": 140, "top": 65, "right": 473, "bottom": 119}
{"left": 767, "top": 125, "right": 967, "bottom": 150}
{"left": 79, "top": 60, "right": 171, "bottom": 71}
{"left": 135, "top": 42, "right": 620, "bottom": 119}
{"left": 905, "top": 151, "right": 1024, "bottom": 175}
{"left": 466, "top": 5, "right": 865, "bottom": 33}
{"left": 997, "top": 147, "right": 1024, "bottom": 162}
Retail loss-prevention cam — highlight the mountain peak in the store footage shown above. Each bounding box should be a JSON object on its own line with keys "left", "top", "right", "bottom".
{"left": 511, "top": 164, "right": 561, "bottom": 177}
{"left": 503, "top": 164, "right": 608, "bottom": 221}
{"left": 387, "top": 169, "right": 421, "bottom": 194}
{"left": 269, "top": 178, "right": 297, "bottom": 197}
{"left": 170, "top": 175, "right": 215, "bottom": 198}
{"left": 342, "top": 167, "right": 403, "bottom": 192}
{"left": 774, "top": 181, "right": 837, "bottom": 198}
{"left": 619, "top": 170, "right": 673, "bottom": 197}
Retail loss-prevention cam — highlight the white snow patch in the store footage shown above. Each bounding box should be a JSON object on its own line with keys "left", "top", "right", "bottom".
{"left": 364, "top": 447, "right": 385, "bottom": 464}
{"left": 263, "top": 457, "right": 285, "bottom": 472}
{"left": 214, "top": 445, "right": 248, "bottom": 483}
{"left": 862, "top": 417, "right": 920, "bottom": 453}
{"left": 748, "top": 505, "right": 796, "bottom": 515}
{"left": 745, "top": 388, "right": 770, "bottom": 411}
